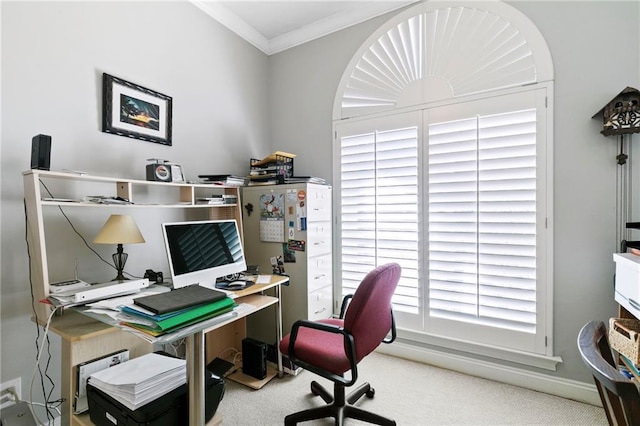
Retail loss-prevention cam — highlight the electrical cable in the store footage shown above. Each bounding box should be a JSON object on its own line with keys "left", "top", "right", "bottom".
{"left": 39, "top": 180, "right": 114, "bottom": 270}
{"left": 24, "top": 180, "right": 146, "bottom": 424}
{"left": 29, "top": 305, "right": 62, "bottom": 426}
{"left": 24, "top": 199, "right": 57, "bottom": 425}
{"left": 38, "top": 179, "right": 142, "bottom": 279}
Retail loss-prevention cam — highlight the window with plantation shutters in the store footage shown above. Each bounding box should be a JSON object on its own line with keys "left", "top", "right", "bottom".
{"left": 333, "top": 1, "right": 554, "bottom": 360}
{"left": 339, "top": 122, "right": 420, "bottom": 315}
{"left": 335, "top": 89, "right": 550, "bottom": 355}
{"left": 428, "top": 109, "right": 537, "bottom": 333}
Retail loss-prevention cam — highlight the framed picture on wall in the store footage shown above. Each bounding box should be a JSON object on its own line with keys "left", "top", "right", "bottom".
{"left": 102, "top": 73, "right": 172, "bottom": 146}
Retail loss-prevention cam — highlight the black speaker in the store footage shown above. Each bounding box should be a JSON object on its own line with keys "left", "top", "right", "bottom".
{"left": 242, "top": 337, "right": 267, "bottom": 380}
{"left": 31, "top": 134, "right": 51, "bottom": 170}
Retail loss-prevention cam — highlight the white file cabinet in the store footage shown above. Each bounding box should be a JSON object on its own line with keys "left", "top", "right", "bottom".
{"left": 242, "top": 183, "right": 333, "bottom": 343}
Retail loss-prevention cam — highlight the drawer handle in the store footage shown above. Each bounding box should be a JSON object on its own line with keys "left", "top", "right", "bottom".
{"left": 314, "top": 274, "right": 326, "bottom": 280}
{"left": 630, "top": 298, "right": 640, "bottom": 311}
{"left": 314, "top": 307, "right": 327, "bottom": 315}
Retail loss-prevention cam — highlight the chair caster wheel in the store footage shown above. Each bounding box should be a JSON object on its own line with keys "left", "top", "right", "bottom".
{"left": 366, "top": 388, "right": 375, "bottom": 398}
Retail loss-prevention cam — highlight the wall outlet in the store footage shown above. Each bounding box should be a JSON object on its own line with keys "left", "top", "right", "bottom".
{"left": 0, "top": 378, "right": 22, "bottom": 409}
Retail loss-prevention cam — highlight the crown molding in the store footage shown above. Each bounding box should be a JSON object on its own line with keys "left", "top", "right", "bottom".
{"left": 190, "top": 0, "right": 417, "bottom": 56}
{"left": 268, "top": 1, "right": 416, "bottom": 55}
{"left": 190, "top": 0, "right": 271, "bottom": 54}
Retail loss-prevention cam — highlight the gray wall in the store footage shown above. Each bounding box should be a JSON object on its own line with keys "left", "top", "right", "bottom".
{"left": 267, "top": 0, "right": 640, "bottom": 384}
{"left": 1, "top": 0, "right": 639, "bottom": 409}
{"left": 0, "top": 0, "right": 269, "bottom": 403}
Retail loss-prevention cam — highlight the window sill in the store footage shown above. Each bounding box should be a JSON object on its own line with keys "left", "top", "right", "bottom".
{"left": 387, "top": 328, "right": 563, "bottom": 371}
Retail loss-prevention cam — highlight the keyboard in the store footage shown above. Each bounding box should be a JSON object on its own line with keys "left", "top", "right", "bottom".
{"left": 234, "top": 303, "right": 255, "bottom": 316}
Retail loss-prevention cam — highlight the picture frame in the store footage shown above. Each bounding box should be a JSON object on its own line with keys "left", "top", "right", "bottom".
{"left": 102, "top": 73, "right": 172, "bottom": 146}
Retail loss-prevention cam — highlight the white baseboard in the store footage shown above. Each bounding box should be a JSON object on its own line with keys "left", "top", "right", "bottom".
{"left": 376, "top": 342, "right": 601, "bottom": 407}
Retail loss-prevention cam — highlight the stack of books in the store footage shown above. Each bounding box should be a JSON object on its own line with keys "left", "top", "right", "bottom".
{"left": 198, "top": 174, "right": 248, "bottom": 186}
{"left": 119, "top": 286, "right": 235, "bottom": 336}
{"left": 283, "top": 176, "right": 328, "bottom": 185}
{"left": 196, "top": 194, "right": 238, "bottom": 205}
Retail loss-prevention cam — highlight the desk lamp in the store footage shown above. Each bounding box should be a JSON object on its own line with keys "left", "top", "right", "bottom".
{"left": 94, "top": 214, "right": 145, "bottom": 281}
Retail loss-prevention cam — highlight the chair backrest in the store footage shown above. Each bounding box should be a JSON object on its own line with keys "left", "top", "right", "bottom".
{"left": 577, "top": 320, "right": 640, "bottom": 425}
{"left": 343, "top": 263, "right": 401, "bottom": 362}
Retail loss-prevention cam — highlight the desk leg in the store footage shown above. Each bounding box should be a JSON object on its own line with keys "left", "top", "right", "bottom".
{"left": 186, "top": 330, "right": 205, "bottom": 426}
{"left": 276, "top": 284, "right": 284, "bottom": 378}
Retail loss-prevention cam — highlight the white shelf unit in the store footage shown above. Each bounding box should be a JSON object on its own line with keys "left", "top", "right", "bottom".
{"left": 23, "top": 170, "right": 244, "bottom": 323}
{"left": 22, "top": 169, "right": 245, "bottom": 425}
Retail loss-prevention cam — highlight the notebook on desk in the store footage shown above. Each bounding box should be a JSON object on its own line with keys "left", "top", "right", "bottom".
{"left": 133, "top": 285, "right": 227, "bottom": 314}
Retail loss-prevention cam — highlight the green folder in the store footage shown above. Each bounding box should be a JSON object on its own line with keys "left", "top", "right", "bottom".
{"left": 122, "top": 297, "right": 236, "bottom": 336}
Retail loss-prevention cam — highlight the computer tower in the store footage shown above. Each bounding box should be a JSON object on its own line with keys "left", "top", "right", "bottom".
{"left": 242, "top": 337, "right": 267, "bottom": 380}
{"left": 30, "top": 134, "right": 51, "bottom": 170}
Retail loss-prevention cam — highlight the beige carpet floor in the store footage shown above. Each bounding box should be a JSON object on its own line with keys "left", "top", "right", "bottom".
{"left": 216, "top": 352, "right": 607, "bottom": 425}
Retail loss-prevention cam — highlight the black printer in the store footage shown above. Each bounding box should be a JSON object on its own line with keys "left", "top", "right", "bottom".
{"left": 87, "top": 363, "right": 224, "bottom": 426}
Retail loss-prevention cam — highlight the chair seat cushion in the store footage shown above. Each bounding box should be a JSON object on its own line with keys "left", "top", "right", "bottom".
{"left": 280, "top": 318, "right": 353, "bottom": 375}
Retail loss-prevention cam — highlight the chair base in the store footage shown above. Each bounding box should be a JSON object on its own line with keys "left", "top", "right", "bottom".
{"left": 285, "top": 380, "right": 396, "bottom": 426}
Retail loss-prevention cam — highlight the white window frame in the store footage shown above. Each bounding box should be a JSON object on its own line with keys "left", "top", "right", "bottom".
{"left": 332, "top": 1, "right": 558, "bottom": 370}
{"left": 334, "top": 84, "right": 557, "bottom": 369}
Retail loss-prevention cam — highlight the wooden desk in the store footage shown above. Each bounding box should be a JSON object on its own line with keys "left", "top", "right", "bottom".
{"left": 47, "top": 276, "right": 287, "bottom": 426}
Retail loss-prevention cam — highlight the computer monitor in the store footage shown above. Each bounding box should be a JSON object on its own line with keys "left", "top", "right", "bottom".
{"left": 162, "top": 219, "right": 246, "bottom": 289}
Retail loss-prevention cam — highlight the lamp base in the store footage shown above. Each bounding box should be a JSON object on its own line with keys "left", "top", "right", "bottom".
{"left": 112, "top": 245, "right": 129, "bottom": 282}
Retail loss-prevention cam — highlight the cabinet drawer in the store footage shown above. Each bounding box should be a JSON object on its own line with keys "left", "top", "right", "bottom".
{"left": 308, "top": 286, "right": 333, "bottom": 320}
{"left": 307, "top": 188, "right": 332, "bottom": 222}
{"left": 308, "top": 254, "right": 332, "bottom": 293}
{"left": 308, "top": 203, "right": 331, "bottom": 222}
{"left": 307, "top": 222, "right": 332, "bottom": 256}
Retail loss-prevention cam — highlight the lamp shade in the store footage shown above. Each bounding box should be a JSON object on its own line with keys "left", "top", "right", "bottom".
{"left": 94, "top": 214, "right": 145, "bottom": 244}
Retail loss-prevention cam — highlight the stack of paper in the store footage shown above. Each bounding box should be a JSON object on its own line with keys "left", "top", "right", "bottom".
{"left": 88, "top": 353, "right": 186, "bottom": 411}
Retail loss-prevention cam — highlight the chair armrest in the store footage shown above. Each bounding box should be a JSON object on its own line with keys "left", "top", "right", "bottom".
{"left": 339, "top": 294, "right": 353, "bottom": 319}
{"left": 382, "top": 307, "right": 397, "bottom": 344}
{"left": 288, "top": 319, "right": 359, "bottom": 386}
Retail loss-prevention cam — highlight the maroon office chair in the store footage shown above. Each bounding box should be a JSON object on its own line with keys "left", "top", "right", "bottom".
{"left": 577, "top": 320, "right": 640, "bottom": 425}
{"left": 279, "top": 263, "right": 401, "bottom": 426}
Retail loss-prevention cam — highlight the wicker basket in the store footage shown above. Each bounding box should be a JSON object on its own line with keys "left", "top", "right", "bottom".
{"left": 609, "top": 317, "right": 640, "bottom": 364}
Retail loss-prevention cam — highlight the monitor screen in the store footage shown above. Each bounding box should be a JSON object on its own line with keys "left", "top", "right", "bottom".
{"left": 162, "top": 219, "right": 246, "bottom": 289}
